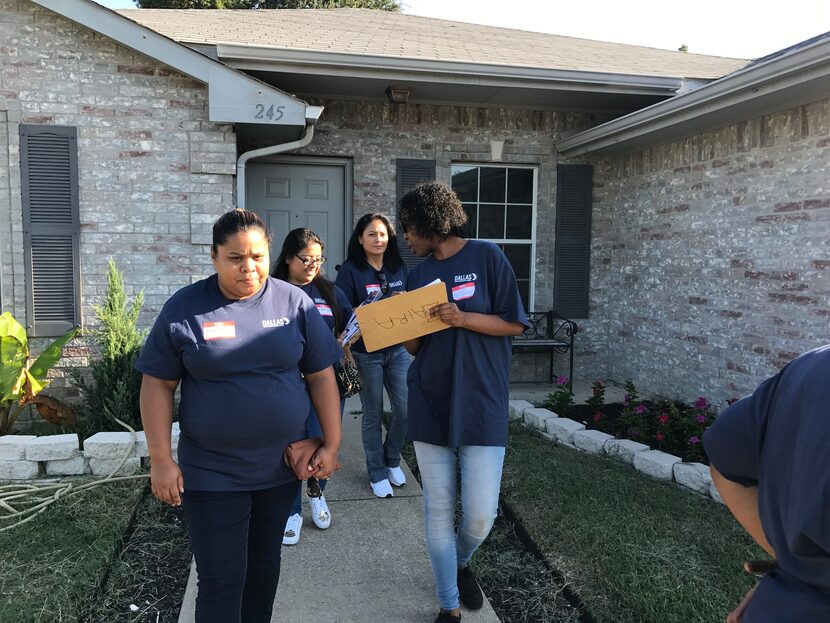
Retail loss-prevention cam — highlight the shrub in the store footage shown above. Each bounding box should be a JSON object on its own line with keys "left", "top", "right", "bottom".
{"left": 72, "top": 260, "right": 146, "bottom": 436}
{"left": 543, "top": 375, "right": 574, "bottom": 417}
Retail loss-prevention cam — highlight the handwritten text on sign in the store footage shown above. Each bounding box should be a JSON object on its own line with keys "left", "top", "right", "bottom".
{"left": 355, "top": 282, "right": 450, "bottom": 352}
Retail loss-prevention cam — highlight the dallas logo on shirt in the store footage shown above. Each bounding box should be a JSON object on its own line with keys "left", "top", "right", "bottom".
{"left": 452, "top": 272, "right": 477, "bottom": 301}
{"left": 262, "top": 317, "right": 290, "bottom": 328}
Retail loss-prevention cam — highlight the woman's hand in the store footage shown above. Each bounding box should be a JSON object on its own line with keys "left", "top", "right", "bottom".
{"left": 309, "top": 444, "right": 341, "bottom": 480}
{"left": 150, "top": 457, "right": 184, "bottom": 506}
{"left": 429, "top": 302, "right": 467, "bottom": 328}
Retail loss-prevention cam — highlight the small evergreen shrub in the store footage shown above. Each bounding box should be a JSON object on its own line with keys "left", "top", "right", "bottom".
{"left": 72, "top": 260, "right": 146, "bottom": 436}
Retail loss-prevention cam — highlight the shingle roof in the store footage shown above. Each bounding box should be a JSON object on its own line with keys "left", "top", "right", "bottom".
{"left": 117, "top": 8, "right": 747, "bottom": 80}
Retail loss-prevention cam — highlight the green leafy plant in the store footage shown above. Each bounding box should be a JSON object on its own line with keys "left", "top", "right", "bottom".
{"left": 543, "top": 375, "right": 574, "bottom": 417}
{"left": 0, "top": 313, "right": 77, "bottom": 435}
{"left": 71, "top": 260, "right": 146, "bottom": 436}
{"left": 585, "top": 379, "right": 606, "bottom": 424}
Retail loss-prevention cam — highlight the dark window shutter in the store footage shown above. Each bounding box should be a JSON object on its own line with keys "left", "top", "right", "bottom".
{"left": 396, "top": 158, "right": 435, "bottom": 268}
{"left": 554, "top": 164, "right": 592, "bottom": 319}
{"left": 20, "top": 125, "right": 80, "bottom": 336}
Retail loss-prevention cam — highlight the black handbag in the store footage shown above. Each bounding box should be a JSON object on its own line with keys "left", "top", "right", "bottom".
{"left": 335, "top": 345, "right": 363, "bottom": 398}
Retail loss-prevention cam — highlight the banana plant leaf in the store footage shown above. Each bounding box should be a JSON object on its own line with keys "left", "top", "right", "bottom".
{"left": 29, "top": 326, "right": 79, "bottom": 384}
{"left": 0, "top": 313, "right": 29, "bottom": 404}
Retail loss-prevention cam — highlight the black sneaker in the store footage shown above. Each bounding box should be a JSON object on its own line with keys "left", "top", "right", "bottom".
{"left": 434, "top": 611, "right": 461, "bottom": 623}
{"left": 457, "top": 565, "right": 483, "bottom": 610}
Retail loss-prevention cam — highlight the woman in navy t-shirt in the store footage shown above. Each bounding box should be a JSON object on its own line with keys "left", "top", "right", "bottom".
{"left": 335, "top": 213, "right": 410, "bottom": 498}
{"left": 136, "top": 210, "right": 343, "bottom": 623}
{"left": 272, "top": 227, "right": 353, "bottom": 545}
{"left": 399, "top": 183, "right": 527, "bottom": 623}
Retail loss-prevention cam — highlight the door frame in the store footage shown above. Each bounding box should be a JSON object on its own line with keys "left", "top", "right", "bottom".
{"left": 249, "top": 155, "right": 353, "bottom": 264}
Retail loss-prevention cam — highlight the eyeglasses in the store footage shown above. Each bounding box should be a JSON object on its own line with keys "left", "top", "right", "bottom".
{"left": 378, "top": 271, "right": 389, "bottom": 294}
{"left": 296, "top": 256, "right": 326, "bottom": 267}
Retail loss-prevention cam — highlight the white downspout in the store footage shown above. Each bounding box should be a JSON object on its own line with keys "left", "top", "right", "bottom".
{"left": 236, "top": 123, "right": 316, "bottom": 210}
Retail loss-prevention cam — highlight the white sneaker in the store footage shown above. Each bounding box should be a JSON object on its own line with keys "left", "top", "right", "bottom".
{"left": 387, "top": 466, "right": 406, "bottom": 487}
{"left": 282, "top": 513, "right": 302, "bottom": 545}
{"left": 310, "top": 494, "right": 331, "bottom": 529}
{"left": 371, "top": 478, "right": 394, "bottom": 498}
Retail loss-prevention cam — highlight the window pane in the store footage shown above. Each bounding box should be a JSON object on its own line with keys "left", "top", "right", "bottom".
{"left": 452, "top": 166, "right": 478, "bottom": 202}
{"left": 462, "top": 203, "right": 478, "bottom": 237}
{"left": 478, "top": 204, "right": 505, "bottom": 238}
{"left": 506, "top": 204, "right": 532, "bottom": 239}
{"left": 479, "top": 167, "right": 506, "bottom": 203}
{"left": 507, "top": 168, "right": 533, "bottom": 203}
{"left": 516, "top": 280, "right": 530, "bottom": 312}
{"left": 503, "top": 244, "right": 530, "bottom": 279}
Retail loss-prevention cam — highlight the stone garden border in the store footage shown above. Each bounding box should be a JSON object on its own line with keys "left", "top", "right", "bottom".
{"left": 510, "top": 400, "right": 724, "bottom": 504}
{"left": 0, "top": 424, "right": 179, "bottom": 481}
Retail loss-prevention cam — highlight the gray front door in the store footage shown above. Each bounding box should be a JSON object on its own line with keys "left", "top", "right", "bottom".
{"left": 246, "top": 162, "right": 346, "bottom": 273}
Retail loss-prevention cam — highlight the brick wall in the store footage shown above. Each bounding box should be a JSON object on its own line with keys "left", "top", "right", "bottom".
{"left": 581, "top": 97, "right": 830, "bottom": 407}
{"left": 0, "top": 1, "right": 236, "bottom": 426}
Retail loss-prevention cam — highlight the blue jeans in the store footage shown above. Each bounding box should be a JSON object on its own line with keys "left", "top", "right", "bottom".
{"left": 182, "top": 481, "right": 299, "bottom": 623}
{"left": 413, "top": 441, "right": 505, "bottom": 611}
{"left": 353, "top": 346, "right": 410, "bottom": 483}
{"left": 290, "top": 398, "right": 346, "bottom": 516}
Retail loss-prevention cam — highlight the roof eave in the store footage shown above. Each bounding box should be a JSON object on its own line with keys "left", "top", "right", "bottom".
{"left": 558, "top": 35, "right": 830, "bottom": 158}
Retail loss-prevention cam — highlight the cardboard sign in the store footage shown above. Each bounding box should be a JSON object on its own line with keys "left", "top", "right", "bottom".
{"left": 355, "top": 282, "right": 450, "bottom": 352}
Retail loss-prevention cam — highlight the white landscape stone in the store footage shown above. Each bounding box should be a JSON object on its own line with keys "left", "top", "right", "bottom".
{"left": 133, "top": 431, "right": 148, "bottom": 458}
{"left": 673, "top": 462, "right": 712, "bottom": 494}
{"left": 0, "top": 435, "right": 37, "bottom": 460}
{"left": 508, "top": 400, "right": 534, "bottom": 422}
{"left": 89, "top": 457, "right": 142, "bottom": 477}
{"left": 0, "top": 459, "right": 39, "bottom": 480}
{"left": 24, "top": 434, "right": 80, "bottom": 461}
{"left": 633, "top": 450, "right": 682, "bottom": 480}
{"left": 709, "top": 482, "right": 725, "bottom": 504}
{"left": 171, "top": 422, "right": 181, "bottom": 450}
{"left": 45, "top": 455, "right": 89, "bottom": 476}
{"left": 524, "top": 407, "right": 557, "bottom": 430}
{"left": 604, "top": 439, "right": 651, "bottom": 464}
{"left": 83, "top": 432, "right": 136, "bottom": 460}
{"left": 545, "top": 418, "right": 585, "bottom": 444}
{"left": 571, "top": 429, "right": 614, "bottom": 454}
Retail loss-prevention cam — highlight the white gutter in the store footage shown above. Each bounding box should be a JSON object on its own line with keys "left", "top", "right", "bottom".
{"left": 215, "top": 43, "right": 685, "bottom": 96}
{"left": 558, "top": 34, "right": 830, "bottom": 158}
{"left": 236, "top": 124, "right": 316, "bottom": 210}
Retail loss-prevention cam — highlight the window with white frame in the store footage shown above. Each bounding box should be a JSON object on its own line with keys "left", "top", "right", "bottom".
{"left": 451, "top": 164, "right": 535, "bottom": 310}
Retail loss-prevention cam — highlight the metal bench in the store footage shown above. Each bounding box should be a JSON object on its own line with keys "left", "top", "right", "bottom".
{"left": 511, "top": 311, "right": 578, "bottom": 390}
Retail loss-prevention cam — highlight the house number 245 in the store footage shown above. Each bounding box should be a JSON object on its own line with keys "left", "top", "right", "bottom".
{"left": 254, "top": 104, "right": 285, "bottom": 121}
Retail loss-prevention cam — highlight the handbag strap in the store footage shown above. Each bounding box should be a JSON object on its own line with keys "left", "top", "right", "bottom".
{"left": 342, "top": 342, "right": 357, "bottom": 365}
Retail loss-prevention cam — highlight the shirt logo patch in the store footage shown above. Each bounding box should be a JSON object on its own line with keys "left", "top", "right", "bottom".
{"left": 452, "top": 282, "right": 476, "bottom": 301}
{"left": 365, "top": 283, "right": 381, "bottom": 296}
{"left": 388, "top": 280, "right": 403, "bottom": 288}
{"left": 454, "top": 273, "right": 477, "bottom": 283}
{"left": 203, "top": 321, "right": 236, "bottom": 340}
{"left": 262, "top": 317, "right": 290, "bottom": 328}
{"left": 316, "top": 304, "right": 333, "bottom": 317}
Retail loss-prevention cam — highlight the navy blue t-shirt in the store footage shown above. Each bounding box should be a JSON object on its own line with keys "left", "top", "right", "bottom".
{"left": 406, "top": 240, "right": 528, "bottom": 448}
{"left": 334, "top": 259, "right": 408, "bottom": 353}
{"left": 297, "top": 281, "right": 353, "bottom": 335}
{"left": 135, "top": 275, "right": 342, "bottom": 492}
{"left": 703, "top": 344, "right": 830, "bottom": 621}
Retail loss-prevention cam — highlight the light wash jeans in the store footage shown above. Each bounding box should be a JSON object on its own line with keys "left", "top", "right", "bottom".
{"left": 413, "top": 441, "right": 505, "bottom": 611}
{"left": 353, "top": 346, "right": 410, "bottom": 483}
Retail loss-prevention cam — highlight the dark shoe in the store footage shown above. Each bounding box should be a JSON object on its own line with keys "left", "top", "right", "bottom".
{"left": 457, "top": 566, "right": 483, "bottom": 610}
{"left": 434, "top": 611, "right": 461, "bottom": 623}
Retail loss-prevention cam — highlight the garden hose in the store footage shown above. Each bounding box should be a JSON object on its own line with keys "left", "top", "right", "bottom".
{"left": 0, "top": 415, "right": 150, "bottom": 532}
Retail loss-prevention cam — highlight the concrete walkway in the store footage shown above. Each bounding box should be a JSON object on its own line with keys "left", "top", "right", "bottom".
{"left": 178, "top": 394, "right": 500, "bottom": 623}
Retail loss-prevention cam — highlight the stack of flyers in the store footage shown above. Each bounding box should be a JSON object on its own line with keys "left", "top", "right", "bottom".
{"left": 341, "top": 289, "right": 385, "bottom": 345}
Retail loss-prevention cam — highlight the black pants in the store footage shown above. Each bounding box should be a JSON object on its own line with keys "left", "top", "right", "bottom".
{"left": 182, "top": 481, "right": 299, "bottom": 623}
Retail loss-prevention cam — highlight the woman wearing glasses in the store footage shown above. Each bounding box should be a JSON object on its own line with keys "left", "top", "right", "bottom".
{"left": 335, "top": 213, "right": 410, "bottom": 498}
{"left": 272, "top": 228, "right": 353, "bottom": 545}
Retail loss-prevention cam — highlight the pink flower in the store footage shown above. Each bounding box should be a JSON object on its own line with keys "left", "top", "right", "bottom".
{"left": 634, "top": 404, "right": 647, "bottom": 415}
{"left": 689, "top": 436, "right": 700, "bottom": 445}
{"left": 658, "top": 413, "right": 669, "bottom": 425}
{"left": 556, "top": 375, "right": 569, "bottom": 387}
{"left": 593, "top": 412, "right": 603, "bottom": 422}
{"left": 655, "top": 432, "right": 665, "bottom": 442}
{"left": 694, "top": 396, "right": 709, "bottom": 410}
{"left": 695, "top": 414, "right": 707, "bottom": 425}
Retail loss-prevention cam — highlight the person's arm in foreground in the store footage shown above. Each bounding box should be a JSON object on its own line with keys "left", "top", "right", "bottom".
{"left": 305, "top": 366, "right": 342, "bottom": 478}
{"left": 140, "top": 374, "right": 183, "bottom": 506}
{"left": 429, "top": 303, "right": 525, "bottom": 337}
{"left": 710, "top": 465, "right": 775, "bottom": 623}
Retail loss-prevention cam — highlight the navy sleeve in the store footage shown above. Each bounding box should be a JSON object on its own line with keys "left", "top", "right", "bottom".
{"left": 298, "top": 292, "right": 344, "bottom": 375}
{"left": 135, "top": 308, "right": 183, "bottom": 381}
{"left": 334, "top": 263, "right": 360, "bottom": 308}
{"left": 489, "top": 245, "right": 529, "bottom": 328}
{"left": 703, "top": 375, "right": 776, "bottom": 487}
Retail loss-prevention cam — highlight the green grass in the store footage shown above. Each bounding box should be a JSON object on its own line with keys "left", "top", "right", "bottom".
{"left": 0, "top": 479, "right": 145, "bottom": 623}
{"left": 502, "top": 423, "right": 763, "bottom": 623}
